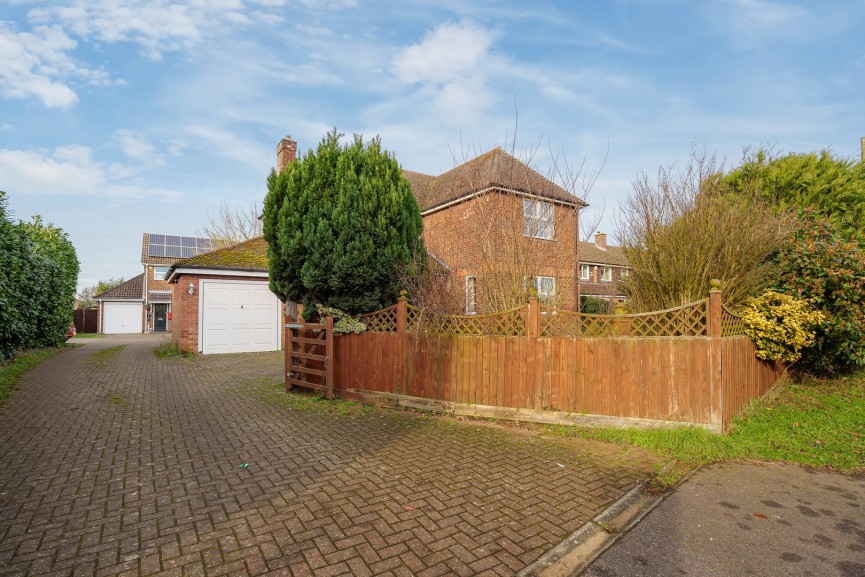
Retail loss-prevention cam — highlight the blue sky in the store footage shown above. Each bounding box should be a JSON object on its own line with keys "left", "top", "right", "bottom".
{"left": 1, "top": 0, "right": 863, "bottom": 291}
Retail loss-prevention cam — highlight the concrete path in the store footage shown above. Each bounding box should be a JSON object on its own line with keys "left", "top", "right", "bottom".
{"left": 583, "top": 462, "right": 865, "bottom": 577}
{"left": 0, "top": 335, "right": 664, "bottom": 577}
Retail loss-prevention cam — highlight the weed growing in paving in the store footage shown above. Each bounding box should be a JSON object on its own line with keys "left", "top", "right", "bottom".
{"left": 89, "top": 345, "right": 127, "bottom": 363}
{"left": 154, "top": 339, "right": 192, "bottom": 359}
{"left": 107, "top": 394, "right": 129, "bottom": 409}
{"left": 546, "top": 372, "right": 865, "bottom": 472}
{"left": 250, "top": 379, "right": 369, "bottom": 416}
{"left": 0, "top": 346, "right": 70, "bottom": 402}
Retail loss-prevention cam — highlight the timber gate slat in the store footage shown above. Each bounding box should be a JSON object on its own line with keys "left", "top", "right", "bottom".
{"left": 285, "top": 317, "right": 334, "bottom": 399}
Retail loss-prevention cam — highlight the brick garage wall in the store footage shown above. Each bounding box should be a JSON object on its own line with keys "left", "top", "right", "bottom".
{"left": 171, "top": 274, "right": 284, "bottom": 355}
{"left": 422, "top": 191, "right": 579, "bottom": 311}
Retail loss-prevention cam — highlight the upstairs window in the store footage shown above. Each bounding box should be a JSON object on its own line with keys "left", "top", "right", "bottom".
{"left": 153, "top": 266, "right": 169, "bottom": 280}
{"left": 465, "top": 276, "right": 477, "bottom": 315}
{"left": 601, "top": 267, "right": 613, "bottom": 282}
{"left": 523, "top": 199, "right": 554, "bottom": 240}
{"left": 580, "top": 264, "right": 591, "bottom": 280}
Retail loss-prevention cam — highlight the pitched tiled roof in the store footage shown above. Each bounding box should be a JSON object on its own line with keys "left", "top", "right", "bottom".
{"left": 405, "top": 148, "right": 586, "bottom": 213}
{"left": 95, "top": 274, "right": 144, "bottom": 301}
{"left": 167, "top": 236, "right": 269, "bottom": 279}
{"left": 579, "top": 241, "right": 628, "bottom": 267}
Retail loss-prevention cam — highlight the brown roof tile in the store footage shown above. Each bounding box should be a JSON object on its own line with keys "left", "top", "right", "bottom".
{"left": 405, "top": 148, "right": 586, "bottom": 212}
{"left": 95, "top": 274, "right": 144, "bottom": 301}
{"left": 579, "top": 241, "right": 628, "bottom": 267}
{"left": 167, "top": 236, "right": 269, "bottom": 279}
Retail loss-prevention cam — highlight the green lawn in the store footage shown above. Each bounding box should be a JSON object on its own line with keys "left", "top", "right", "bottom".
{"left": 548, "top": 372, "right": 865, "bottom": 473}
{"left": 0, "top": 347, "right": 70, "bottom": 403}
{"left": 73, "top": 334, "right": 103, "bottom": 339}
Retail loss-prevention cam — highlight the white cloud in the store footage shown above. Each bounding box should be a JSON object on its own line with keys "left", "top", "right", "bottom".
{"left": 27, "top": 0, "right": 283, "bottom": 61}
{"left": 0, "top": 20, "right": 113, "bottom": 108}
{"left": 0, "top": 145, "right": 180, "bottom": 201}
{"left": 718, "top": 0, "right": 812, "bottom": 49}
{"left": 184, "top": 124, "right": 272, "bottom": 168}
{"left": 112, "top": 129, "right": 165, "bottom": 168}
{"left": 390, "top": 21, "right": 499, "bottom": 123}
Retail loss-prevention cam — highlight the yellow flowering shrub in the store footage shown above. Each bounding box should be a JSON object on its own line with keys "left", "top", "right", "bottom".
{"left": 741, "top": 291, "right": 824, "bottom": 363}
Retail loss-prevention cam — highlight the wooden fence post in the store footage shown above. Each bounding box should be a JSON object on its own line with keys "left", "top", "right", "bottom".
{"left": 397, "top": 290, "right": 407, "bottom": 334}
{"left": 396, "top": 290, "right": 408, "bottom": 395}
{"left": 613, "top": 302, "right": 630, "bottom": 336}
{"left": 325, "top": 316, "right": 334, "bottom": 400}
{"left": 708, "top": 279, "right": 723, "bottom": 430}
{"left": 527, "top": 288, "right": 539, "bottom": 338}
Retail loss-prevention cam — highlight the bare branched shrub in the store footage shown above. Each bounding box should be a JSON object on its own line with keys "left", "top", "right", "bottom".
{"left": 617, "top": 149, "right": 792, "bottom": 311}
{"left": 196, "top": 199, "right": 262, "bottom": 244}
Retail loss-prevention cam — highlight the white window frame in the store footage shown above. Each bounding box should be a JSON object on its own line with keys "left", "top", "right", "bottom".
{"left": 523, "top": 199, "right": 554, "bottom": 240}
{"left": 600, "top": 266, "right": 613, "bottom": 282}
{"left": 580, "top": 264, "right": 591, "bottom": 280}
{"left": 465, "top": 276, "right": 477, "bottom": 315}
{"left": 153, "top": 266, "right": 169, "bottom": 281}
{"left": 533, "top": 275, "right": 556, "bottom": 305}
{"left": 620, "top": 268, "right": 629, "bottom": 279}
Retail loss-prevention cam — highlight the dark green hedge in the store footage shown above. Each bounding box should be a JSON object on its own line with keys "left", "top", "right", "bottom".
{"left": 0, "top": 191, "right": 79, "bottom": 360}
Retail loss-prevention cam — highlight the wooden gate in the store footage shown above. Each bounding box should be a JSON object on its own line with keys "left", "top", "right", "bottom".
{"left": 285, "top": 317, "right": 334, "bottom": 399}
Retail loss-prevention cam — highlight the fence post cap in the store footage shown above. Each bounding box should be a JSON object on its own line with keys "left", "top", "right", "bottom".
{"left": 613, "top": 302, "right": 627, "bottom": 315}
{"left": 529, "top": 287, "right": 538, "bottom": 298}
{"left": 710, "top": 279, "right": 722, "bottom": 291}
{"left": 399, "top": 289, "right": 408, "bottom": 301}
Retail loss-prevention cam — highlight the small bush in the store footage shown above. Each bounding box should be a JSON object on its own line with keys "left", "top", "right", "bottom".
{"left": 316, "top": 306, "right": 367, "bottom": 334}
{"left": 742, "top": 291, "right": 823, "bottom": 363}
{"left": 774, "top": 214, "right": 865, "bottom": 374}
{"left": 580, "top": 296, "right": 611, "bottom": 314}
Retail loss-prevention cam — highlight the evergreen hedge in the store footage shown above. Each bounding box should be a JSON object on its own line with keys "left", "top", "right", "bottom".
{"left": 0, "top": 191, "right": 79, "bottom": 360}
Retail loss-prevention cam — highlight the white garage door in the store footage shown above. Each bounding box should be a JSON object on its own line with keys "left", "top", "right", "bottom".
{"left": 201, "top": 280, "right": 281, "bottom": 354}
{"left": 103, "top": 302, "right": 143, "bottom": 334}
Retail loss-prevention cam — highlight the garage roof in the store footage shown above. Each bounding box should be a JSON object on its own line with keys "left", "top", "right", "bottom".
{"left": 95, "top": 274, "right": 145, "bottom": 301}
{"left": 166, "top": 236, "right": 269, "bottom": 280}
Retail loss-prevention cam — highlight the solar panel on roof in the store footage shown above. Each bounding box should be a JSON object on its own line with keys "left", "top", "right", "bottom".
{"left": 147, "top": 235, "right": 214, "bottom": 260}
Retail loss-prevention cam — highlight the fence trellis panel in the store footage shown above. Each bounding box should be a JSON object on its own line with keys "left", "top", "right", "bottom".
{"left": 290, "top": 282, "right": 783, "bottom": 433}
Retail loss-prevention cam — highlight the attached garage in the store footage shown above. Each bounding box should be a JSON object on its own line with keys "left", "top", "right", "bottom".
{"left": 95, "top": 274, "right": 145, "bottom": 334}
{"left": 166, "top": 237, "right": 285, "bottom": 355}
{"left": 200, "top": 280, "right": 281, "bottom": 354}
{"left": 103, "top": 302, "right": 144, "bottom": 334}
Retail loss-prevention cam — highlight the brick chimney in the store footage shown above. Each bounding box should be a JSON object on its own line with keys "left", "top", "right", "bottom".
{"left": 595, "top": 232, "right": 607, "bottom": 250}
{"left": 277, "top": 136, "right": 297, "bottom": 173}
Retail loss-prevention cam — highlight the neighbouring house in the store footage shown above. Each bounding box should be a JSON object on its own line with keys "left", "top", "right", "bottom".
{"left": 95, "top": 274, "right": 145, "bottom": 334}
{"left": 141, "top": 233, "right": 219, "bottom": 334}
{"left": 166, "top": 237, "right": 284, "bottom": 355}
{"left": 579, "top": 232, "right": 629, "bottom": 303}
{"left": 403, "top": 146, "right": 585, "bottom": 312}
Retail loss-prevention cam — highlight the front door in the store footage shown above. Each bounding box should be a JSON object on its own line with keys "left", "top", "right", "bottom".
{"left": 153, "top": 303, "right": 168, "bottom": 332}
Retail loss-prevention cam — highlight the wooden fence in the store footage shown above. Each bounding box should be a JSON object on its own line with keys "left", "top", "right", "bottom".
{"left": 287, "top": 282, "right": 784, "bottom": 433}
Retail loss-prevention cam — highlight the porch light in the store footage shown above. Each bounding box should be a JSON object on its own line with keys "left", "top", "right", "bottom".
{"left": 188, "top": 283, "right": 195, "bottom": 295}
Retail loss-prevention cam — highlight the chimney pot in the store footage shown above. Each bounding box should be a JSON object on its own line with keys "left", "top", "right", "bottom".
{"left": 595, "top": 232, "right": 607, "bottom": 250}
{"left": 277, "top": 136, "right": 298, "bottom": 173}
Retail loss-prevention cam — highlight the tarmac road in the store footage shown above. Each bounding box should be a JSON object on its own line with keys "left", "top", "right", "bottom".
{"left": 583, "top": 462, "right": 865, "bottom": 577}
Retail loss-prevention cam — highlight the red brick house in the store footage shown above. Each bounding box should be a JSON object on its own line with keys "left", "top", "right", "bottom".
{"left": 408, "top": 147, "right": 586, "bottom": 312}
{"left": 579, "top": 232, "right": 629, "bottom": 303}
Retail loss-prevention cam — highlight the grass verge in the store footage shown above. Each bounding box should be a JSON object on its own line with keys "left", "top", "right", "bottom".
{"left": 545, "top": 372, "right": 865, "bottom": 473}
{"left": 0, "top": 346, "right": 70, "bottom": 403}
{"left": 73, "top": 334, "right": 103, "bottom": 339}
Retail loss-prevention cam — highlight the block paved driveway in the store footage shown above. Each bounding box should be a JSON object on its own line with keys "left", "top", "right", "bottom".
{"left": 0, "top": 335, "right": 664, "bottom": 577}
